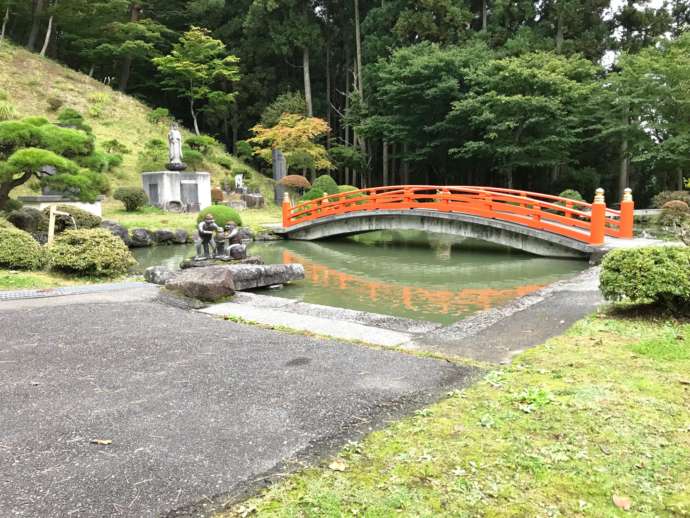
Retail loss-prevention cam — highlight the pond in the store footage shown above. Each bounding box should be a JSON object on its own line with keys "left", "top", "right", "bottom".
{"left": 132, "top": 231, "right": 587, "bottom": 325}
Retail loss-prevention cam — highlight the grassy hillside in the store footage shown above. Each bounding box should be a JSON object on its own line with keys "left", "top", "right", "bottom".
{"left": 0, "top": 42, "right": 274, "bottom": 203}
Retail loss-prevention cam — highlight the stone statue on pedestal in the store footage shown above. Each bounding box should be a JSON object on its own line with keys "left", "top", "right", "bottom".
{"left": 167, "top": 123, "right": 187, "bottom": 171}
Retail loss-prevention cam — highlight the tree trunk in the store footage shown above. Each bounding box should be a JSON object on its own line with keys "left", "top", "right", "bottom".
{"left": 618, "top": 137, "right": 629, "bottom": 198}
{"left": 482, "top": 0, "right": 488, "bottom": 31}
{"left": 39, "top": 14, "right": 53, "bottom": 57}
{"left": 555, "top": 10, "right": 564, "bottom": 53}
{"left": 27, "top": 0, "right": 45, "bottom": 51}
{"left": 190, "top": 97, "right": 200, "bottom": 135}
{"left": 382, "top": 141, "right": 389, "bottom": 186}
{"left": 88, "top": 64, "right": 95, "bottom": 77}
{"left": 402, "top": 143, "right": 409, "bottom": 184}
{"left": 677, "top": 168, "right": 684, "bottom": 191}
{"left": 326, "top": 45, "right": 331, "bottom": 148}
{"left": 0, "top": 171, "right": 34, "bottom": 210}
{"left": 344, "top": 60, "right": 351, "bottom": 185}
{"left": 302, "top": 46, "right": 313, "bottom": 117}
{"left": 354, "top": 0, "right": 364, "bottom": 97}
{"left": 1, "top": 7, "right": 9, "bottom": 42}
{"left": 118, "top": 2, "right": 141, "bottom": 92}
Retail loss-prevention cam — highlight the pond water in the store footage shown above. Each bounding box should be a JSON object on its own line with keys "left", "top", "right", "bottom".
{"left": 132, "top": 231, "right": 586, "bottom": 325}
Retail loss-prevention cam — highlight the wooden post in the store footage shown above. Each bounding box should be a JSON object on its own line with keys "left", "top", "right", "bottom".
{"left": 589, "top": 188, "right": 606, "bottom": 246}
{"left": 620, "top": 188, "right": 634, "bottom": 239}
{"left": 282, "top": 192, "right": 291, "bottom": 228}
{"left": 47, "top": 204, "right": 56, "bottom": 245}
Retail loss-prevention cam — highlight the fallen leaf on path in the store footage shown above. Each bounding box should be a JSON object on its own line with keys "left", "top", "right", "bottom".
{"left": 612, "top": 495, "right": 631, "bottom": 511}
{"left": 90, "top": 439, "right": 112, "bottom": 446}
{"left": 328, "top": 459, "right": 348, "bottom": 471}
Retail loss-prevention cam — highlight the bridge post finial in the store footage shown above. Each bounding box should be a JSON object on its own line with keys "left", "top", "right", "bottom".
{"left": 282, "top": 192, "right": 292, "bottom": 228}
{"left": 620, "top": 188, "right": 634, "bottom": 239}
{"left": 594, "top": 188, "right": 605, "bottom": 204}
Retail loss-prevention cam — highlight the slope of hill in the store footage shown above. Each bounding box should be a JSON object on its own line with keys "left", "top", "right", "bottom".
{"left": 0, "top": 42, "right": 273, "bottom": 201}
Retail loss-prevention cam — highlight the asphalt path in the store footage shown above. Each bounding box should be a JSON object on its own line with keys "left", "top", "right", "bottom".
{"left": 0, "top": 294, "right": 474, "bottom": 517}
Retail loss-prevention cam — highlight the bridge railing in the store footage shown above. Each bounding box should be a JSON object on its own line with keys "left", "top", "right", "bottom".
{"left": 282, "top": 185, "right": 634, "bottom": 245}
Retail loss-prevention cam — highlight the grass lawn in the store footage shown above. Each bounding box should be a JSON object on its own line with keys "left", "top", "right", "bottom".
{"left": 223, "top": 312, "right": 690, "bottom": 517}
{"left": 102, "top": 201, "right": 282, "bottom": 234}
{"left": 0, "top": 269, "right": 128, "bottom": 291}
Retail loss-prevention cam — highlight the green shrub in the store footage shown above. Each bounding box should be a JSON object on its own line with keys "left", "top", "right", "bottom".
{"left": 42, "top": 205, "right": 102, "bottom": 231}
{"left": 47, "top": 228, "right": 134, "bottom": 276}
{"left": 186, "top": 135, "right": 218, "bottom": 155}
{"left": 338, "top": 184, "right": 367, "bottom": 201}
{"left": 2, "top": 198, "right": 23, "bottom": 213}
{"left": 196, "top": 205, "right": 242, "bottom": 227}
{"left": 600, "top": 246, "right": 690, "bottom": 312}
{"left": 87, "top": 92, "right": 110, "bottom": 118}
{"left": 312, "top": 174, "right": 338, "bottom": 195}
{"left": 113, "top": 187, "right": 148, "bottom": 212}
{"left": 657, "top": 200, "right": 690, "bottom": 229}
{"left": 7, "top": 208, "right": 48, "bottom": 232}
{"left": 23, "top": 116, "right": 49, "bottom": 127}
{"left": 182, "top": 148, "right": 204, "bottom": 169}
{"left": 652, "top": 191, "right": 690, "bottom": 209}
{"left": 0, "top": 100, "right": 16, "bottom": 121}
{"left": 558, "top": 189, "right": 584, "bottom": 202}
{"left": 57, "top": 108, "right": 92, "bottom": 133}
{"left": 235, "top": 140, "right": 253, "bottom": 160}
{"left": 301, "top": 187, "right": 325, "bottom": 201}
{"left": 147, "top": 107, "right": 170, "bottom": 124}
{"left": 101, "top": 139, "right": 130, "bottom": 154}
{"left": 0, "top": 226, "right": 44, "bottom": 270}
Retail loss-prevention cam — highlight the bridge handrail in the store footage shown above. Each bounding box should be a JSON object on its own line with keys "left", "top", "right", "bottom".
{"left": 282, "top": 185, "right": 634, "bottom": 245}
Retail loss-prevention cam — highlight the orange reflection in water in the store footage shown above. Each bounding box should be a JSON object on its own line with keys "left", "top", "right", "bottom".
{"left": 282, "top": 250, "right": 544, "bottom": 318}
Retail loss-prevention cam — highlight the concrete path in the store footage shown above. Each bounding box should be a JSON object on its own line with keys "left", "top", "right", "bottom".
{"left": 0, "top": 292, "right": 474, "bottom": 518}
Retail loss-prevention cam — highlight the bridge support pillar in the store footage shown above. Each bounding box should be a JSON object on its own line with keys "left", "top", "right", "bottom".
{"left": 589, "top": 188, "right": 606, "bottom": 246}
{"left": 620, "top": 188, "right": 634, "bottom": 239}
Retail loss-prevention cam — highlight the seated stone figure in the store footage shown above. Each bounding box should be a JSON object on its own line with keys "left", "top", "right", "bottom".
{"left": 214, "top": 229, "right": 227, "bottom": 257}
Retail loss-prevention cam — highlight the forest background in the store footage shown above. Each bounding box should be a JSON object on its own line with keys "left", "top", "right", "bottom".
{"left": 2, "top": 0, "right": 689, "bottom": 206}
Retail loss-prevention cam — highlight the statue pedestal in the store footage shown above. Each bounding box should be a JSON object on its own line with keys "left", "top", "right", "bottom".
{"left": 141, "top": 171, "right": 211, "bottom": 212}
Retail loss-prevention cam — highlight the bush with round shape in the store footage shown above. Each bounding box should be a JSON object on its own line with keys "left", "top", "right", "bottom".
{"left": 57, "top": 108, "right": 92, "bottom": 133}
{"left": 47, "top": 228, "right": 134, "bottom": 276}
{"left": 196, "top": 205, "right": 242, "bottom": 227}
{"left": 600, "top": 246, "right": 690, "bottom": 313}
{"left": 558, "top": 189, "right": 584, "bottom": 202}
{"left": 657, "top": 200, "right": 690, "bottom": 229}
{"left": 279, "top": 174, "right": 311, "bottom": 190}
{"left": 113, "top": 187, "right": 148, "bottom": 212}
{"left": 0, "top": 226, "right": 44, "bottom": 270}
{"left": 652, "top": 190, "right": 690, "bottom": 209}
{"left": 8, "top": 208, "right": 48, "bottom": 233}
{"left": 42, "top": 205, "right": 102, "bottom": 231}
{"left": 301, "top": 187, "right": 325, "bottom": 202}
{"left": 312, "top": 174, "right": 338, "bottom": 195}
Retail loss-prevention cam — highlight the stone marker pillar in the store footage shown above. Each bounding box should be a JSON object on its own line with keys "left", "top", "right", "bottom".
{"left": 273, "top": 148, "right": 287, "bottom": 205}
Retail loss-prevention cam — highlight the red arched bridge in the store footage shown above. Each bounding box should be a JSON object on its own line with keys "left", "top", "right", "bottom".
{"left": 276, "top": 186, "right": 635, "bottom": 258}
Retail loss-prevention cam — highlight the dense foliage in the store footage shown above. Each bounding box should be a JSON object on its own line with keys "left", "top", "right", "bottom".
{"left": 600, "top": 247, "right": 690, "bottom": 312}
{"left": 2, "top": 0, "right": 689, "bottom": 203}
{"left": 114, "top": 187, "right": 148, "bottom": 211}
{"left": 47, "top": 228, "right": 135, "bottom": 276}
{"left": 0, "top": 226, "right": 44, "bottom": 270}
{"left": 42, "top": 205, "right": 102, "bottom": 231}
{"left": 196, "top": 205, "right": 242, "bottom": 227}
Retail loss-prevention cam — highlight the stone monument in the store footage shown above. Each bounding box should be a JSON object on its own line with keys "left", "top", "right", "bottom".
{"left": 273, "top": 148, "right": 287, "bottom": 205}
{"left": 141, "top": 124, "right": 211, "bottom": 212}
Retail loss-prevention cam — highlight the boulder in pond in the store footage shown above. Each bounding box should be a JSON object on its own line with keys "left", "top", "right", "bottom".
{"left": 172, "top": 229, "right": 189, "bottom": 244}
{"left": 144, "top": 265, "right": 177, "bottom": 285}
{"left": 129, "top": 228, "right": 152, "bottom": 247}
{"left": 228, "top": 244, "right": 247, "bottom": 260}
{"left": 165, "top": 266, "right": 235, "bottom": 301}
{"left": 224, "top": 263, "right": 304, "bottom": 291}
{"left": 152, "top": 229, "right": 175, "bottom": 244}
{"left": 100, "top": 220, "right": 130, "bottom": 246}
{"left": 179, "top": 255, "right": 264, "bottom": 269}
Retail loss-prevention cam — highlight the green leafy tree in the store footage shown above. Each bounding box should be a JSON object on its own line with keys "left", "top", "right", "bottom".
{"left": 153, "top": 26, "right": 240, "bottom": 135}
{"left": 0, "top": 118, "right": 108, "bottom": 210}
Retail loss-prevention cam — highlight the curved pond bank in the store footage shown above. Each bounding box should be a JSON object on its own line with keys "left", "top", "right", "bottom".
{"left": 132, "top": 230, "right": 586, "bottom": 325}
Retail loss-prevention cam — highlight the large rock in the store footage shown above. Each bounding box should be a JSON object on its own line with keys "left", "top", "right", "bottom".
{"left": 224, "top": 263, "right": 304, "bottom": 291}
{"left": 152, "top": 229, "right": 175, "bottom": 244}
{"left": 101, "top": 220, "right": 130, "bottom": 246}
{"left": 129, "top": 228, "right": 152, "bottom": 247}
{"left": 241, "top": 193, "right": 265, "bottom": 209}
{"left": 228, "top": 244, "right": 247, "bottom": 260}
{"left": 144, "top": 265, "right": 177, "bottom": 285}
{"left": 172, "top": 229, "right": 189, "bottom": 244}
{"left": 7, "top": 208, "right": 47, "bottom": 233}
{"left": 165, "top": 266, "right": 235, "bottom": 301}
{"left": 180, "top": 256, "right": 264, "bottom": 269}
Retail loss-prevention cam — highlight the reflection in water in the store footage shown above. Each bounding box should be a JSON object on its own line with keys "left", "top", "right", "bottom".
{"left": 132, "top": 231, "right": 586, "bottom": 324}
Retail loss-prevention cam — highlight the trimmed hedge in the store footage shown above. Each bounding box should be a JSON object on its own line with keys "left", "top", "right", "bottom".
{"left": 657, "top": 200, "right": 690, "bottom": 229}
{"left": 558, "top": 189, "right": 584, "bottom": 202}
{"left": 47, "top": 228, "right": 135, "bottom": 276}
{"left": 600, "top": 246, "right": 690, "bottom": 312}
{"left": 42, "top": 205, "right": 102, "bottom": 231}
{"left": 652, "top": 191, "right": 690, "bottom": 209}
{"left": 196, "top": 205, "right": 242, "bottom": 227}
{"left": 114, "top": 187, "right": 148, "bottom": 212}
{"left": 0, "top": 226, "right": 44, "bottom": 270}
{"left": 312, "top": 174, "right": 338, "bottom": 195}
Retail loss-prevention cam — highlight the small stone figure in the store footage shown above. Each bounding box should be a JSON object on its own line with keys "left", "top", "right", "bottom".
{"left": 234, "top": 174, "right": 244, "bottom": 192}
{"left": 197, "top": 213, "right": 221, "bottom": 258}
{"left": 224, "top": 222, "right": 241, "bottom": 245}
{"left": 167, "top": 123, "right": 187, "bottom": 171}
{"left": 214, "top": 229, "right": 226, "bottom": 257}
